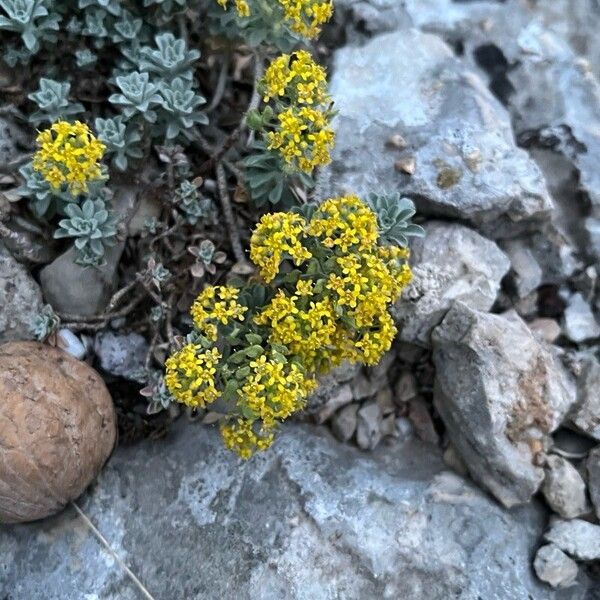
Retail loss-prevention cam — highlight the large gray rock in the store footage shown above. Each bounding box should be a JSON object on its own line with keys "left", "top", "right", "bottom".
{"left": 393, "top": 221, "right": 510, "bottom": 346}
{"left": 320, "top": 31, "right": 554, "bottom": 238}
{"left": 0, "top": 243, "right": 43, "bottom": 343}
{"left": 432, "top": 304, "right": 576, "bottom": 507}
{"left": 40, "top": 243, "right": 124, "bottom": 317}
{"left": 508, "top": 25, "right": 600, "bottom": 214}
{"left": 1, "top": 422, "right": 592, "bottom": 599}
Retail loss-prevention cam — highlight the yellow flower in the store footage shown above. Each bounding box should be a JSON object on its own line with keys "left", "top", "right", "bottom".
{"left": 261, "top": 52, "right": 334, "bottom": 175}
{"left": 277, "top": 0, "right": 334, "bottom": 39}
{"left": 190, "top": 285, "right": 247, "bottom": 339}
{"left": 262, "top": 50, "right": 328, "bottom": 105}
{"left": 220, "top": 418, "right": 274, "bottom": 459}
{"left": 32, "top": 120, "right": 105, "bottom": 195}
{"left": 308, "top": 194, "right": 379, "bottom": 252}
{"left": 165, "top": 344, "right": 221, "bottom": 408}
{"left": 215, "top": 0, "right": 250, "bottom": 17}
{"left": 249, "top": 212, "right": 311, "bottom": 282}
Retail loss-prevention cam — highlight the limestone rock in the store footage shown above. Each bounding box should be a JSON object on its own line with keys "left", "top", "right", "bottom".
{"left": 0, "top": 341, "right": 116, "bottom": 523}
{"left": 533, "top": 544, "right": 579, "bottom": 589}
{"left": 568, "top": 354, "right": 600, "bottom": 441}
{"left": 432, "top": 304, "right": 576, "bottom": 507}
{"left": 94, "top": 331, "right": 148, "bottom": 382}
{"left": 544, "top": 519, "right": 600, "bottom": 561}
{"left": 356, "top": 402, "right": 382, "bottom": 450}
{"left": 563, "top": 293, "right": 600, "bottom": 343}
{"left": 320, "top": 29, "right": 553, "bottom": 238}
{"left": 1, "top": 422, "right": 592, "bottom": 599}
{"left": 40, "top": 243, "right": 124, "bottom": 317}
{"left": 393, "top": 221, "right": 510, "bottom": 346}
{"left": 0, "top": 243, "right": 43, "bottom": 343}
{"left": 541, "top": 455, "right": 589, "bottom": 519}
{"left": 331, "top": 403, "right": 358, "bottom": 443}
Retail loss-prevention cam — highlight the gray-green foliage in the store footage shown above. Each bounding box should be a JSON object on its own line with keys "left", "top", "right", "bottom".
{"left": 0, "top": 0, "right": 60, "bottom": 53}
{"left": 29, "top": 303, "right": 60, "bottom": 341}
{"left": 55, "top": 197, "right": 118, "bottom": 265}
{"left": 95, "top": 116, "right": 143, "bottom": 171}
{"left": 28, "top": 78, "right": 84, "bottom": 125}
{"left": 242, "top": 143, "right": 314, "bottom": 208}
{"left": 208, "top": 0, "right": 298, "bottom": 52}
{"left": 366, "top": 192, "right": 425, "bottom": 247}
{"left": 174, "top": 180, "right": 213, "bottom": 225}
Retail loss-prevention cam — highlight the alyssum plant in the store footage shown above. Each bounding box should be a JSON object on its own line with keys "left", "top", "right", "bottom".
{"left": 164, "top": 194, "right": 422, "bottom": 458}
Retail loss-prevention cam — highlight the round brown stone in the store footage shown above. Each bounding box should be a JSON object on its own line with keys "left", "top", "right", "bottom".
{"left": 0, "top": 341, "right": 116, "bottom": 523}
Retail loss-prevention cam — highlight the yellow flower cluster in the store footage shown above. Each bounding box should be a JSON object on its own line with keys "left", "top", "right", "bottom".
{"left": 241, "top": 355, "right": 316, "bottom": 427}
{"left": 215, "top": 0, "right": 250, "bottom": 17}
{"left": 190, "top": 285, "right": 248, "bottom": 340}
{"left": 249, "top": 212, "right": 312, "bottom": 282}
{"left": 164, "top": 344, "right": 221, "bottom": 408}
{"left": 214, "top": 0, "right": 333, "bottom": 38}
{"left": 252, "top": 196, "right": 413, "bottom": 368}
{"left": 32, "top": 120, "right": 105, "bottom": 195}
{"left": 262, "top": 50, "right": 328, "bottom": 105}
{"left": 261, "top": 51, "right": 334, "bottom": 175}
{"left": 278, "top": 0, "right": 334, "bottom": 39}
{"left": 165, "top": 195, "right": 414, "bottom": 459}
{"left": 220, "top": 418, "right": 275, "bottom": 459}
{"left": 308, "top": 194, "right": 379, "bottom": 252}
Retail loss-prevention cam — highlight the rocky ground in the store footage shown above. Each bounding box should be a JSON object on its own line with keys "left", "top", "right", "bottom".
{"left": 2, "top": 0, "right": 600, "bottom": 598}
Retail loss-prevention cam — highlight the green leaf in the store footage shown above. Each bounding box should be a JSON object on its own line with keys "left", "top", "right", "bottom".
{"left": 236, "top": 366, "right": 251, "bottom": 380}
{"left": 245, "top": 333, "right": 263, "bottom": 345}
{"left": 245, "top": 344, "right": 264, "bottom": 359}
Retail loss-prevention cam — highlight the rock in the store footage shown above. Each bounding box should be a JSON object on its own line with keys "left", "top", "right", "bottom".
{"left": 541, "top": 455, "right": 589, "bottom": 519}
{"left": 375, "top": 386, "right": 394, "bottom": 416}
{"left": 0, "top": 341, "right": 116, "bottom": 523}
{"left": 393, "top": 222, "right": 510, "bottom": 346}
{"left": 432, "top": 304, "right": 576, "bottom": 507}
{"left": 351, "top": 372, "right": 382, "bottom": 400}
{"left": 1, "top": 421, "right": 593, "bottom": 599}
{"left": 443, "top": 444, "right": 468, "bottom": 477}
{"left": 380, "top": 414, "right": 397, "bottom": 438}
{"left": 528, "top": 318, "right": 562, "bottom": 344}
{"left": 533, "top": 544, "right": 579, "bottom": 589}
{"left": 320, "top": 29, "right": 554, "bottom": 238}
{"left": 544, "top": 519, "right": 600, "bottom": 561}
{"left": 314, "top": 383, "right": 353, "bottom": 424}
{"left": 585, "top": 217, "right": 600, "bottom": 261}
{"left": 568, "top": 354, "right": 600, "bottom": 441}
{"left": 331, "top": 403, "right": 358, "bottom": 443}
{"left": 508, "top": 24, "right": 600, "bottom": 217}
{"left": 0, "top": 243, "right": 43, "bottom": 343}
{"left": 408, "top": 397, "right": 439, "bottom": 446}
{"left": 356, "top": 401, "right": 383, "bottom": 450}
{"left": 39, "top": 243, "right": 124, "bottom": 317}
{"left": 500, "top": 237, "right": 543, "bottom": 298}
{"left": 588, "top": 447, "right": 600, "bottom": 520}
{"left": 394, "top": 370, "right": 419, "bottom": 404}
{"left": 94, "top": 331, "right": 148, "bottom": 382}
{"left": 563, "top": 293, "right": 600, "bottom": 343}
{"left": 395, "top": 416, "right": 414, "bottom": 441}
{"left": 56, "top": 328, "right": 86, "bottom": 360}
{"left": 307, "top": 361, "right": 361, "bottom": 416}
